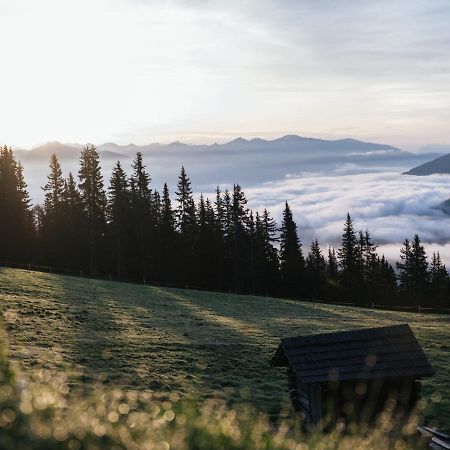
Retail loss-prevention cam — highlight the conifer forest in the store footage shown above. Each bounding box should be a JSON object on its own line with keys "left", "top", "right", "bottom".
{"left": 1, "top": 144, "right": 448, "bottom": 309}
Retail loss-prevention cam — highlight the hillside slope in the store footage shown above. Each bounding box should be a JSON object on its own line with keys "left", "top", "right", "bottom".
{"left": 0, "top": 267, "right": 449, "bottom": 427}
{"left": 404, "top": 153, "right": 450, "bottom": 175}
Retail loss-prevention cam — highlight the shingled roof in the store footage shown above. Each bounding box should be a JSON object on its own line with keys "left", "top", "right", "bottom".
{"left": 271, "top": 324, "right": 434, "bottom": 384}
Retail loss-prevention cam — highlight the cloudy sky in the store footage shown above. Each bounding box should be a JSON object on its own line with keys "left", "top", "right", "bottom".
{"left": 1, "top": 0, "right": 450, "bottom": 149}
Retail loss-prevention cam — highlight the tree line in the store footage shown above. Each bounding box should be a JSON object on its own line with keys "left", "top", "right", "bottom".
{"left": 1, "top": 144, "right": 449, "bottom": 308}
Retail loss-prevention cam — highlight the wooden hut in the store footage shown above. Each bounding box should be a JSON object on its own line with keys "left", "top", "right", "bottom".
{"left": 271, "top": 324, "right": 434, "bottom": 429}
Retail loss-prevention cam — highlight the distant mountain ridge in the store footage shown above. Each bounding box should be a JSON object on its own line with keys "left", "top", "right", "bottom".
{"left": 14, "top": 142, "right": 125, "bottom": 162}
{"left": 12, "top": 134, "right": 443, "bottom": 204}
{"left": 403, "top": 153, "right": 450, "bottom": 176}
{"left": 15, "top": 135, "right": 405, "bottom": 161}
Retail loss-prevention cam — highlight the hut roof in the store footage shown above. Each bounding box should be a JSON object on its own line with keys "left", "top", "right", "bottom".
{"left": 271, "top": 324, "right": 434, "bottom": 384}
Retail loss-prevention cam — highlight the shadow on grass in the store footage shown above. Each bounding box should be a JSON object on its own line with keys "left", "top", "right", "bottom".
{"left": 52, "top": 278, "right": 291, "bottom": 416}
{"left": 53, "top": 277, "right": 154, "bottom": 389}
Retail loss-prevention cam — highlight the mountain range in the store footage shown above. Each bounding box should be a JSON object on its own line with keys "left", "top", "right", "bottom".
{"left": 15, "top": 135, "right": 441, "bottom": 164}
{"left": 12, "top": 135, "right": 442, "bottom": 203}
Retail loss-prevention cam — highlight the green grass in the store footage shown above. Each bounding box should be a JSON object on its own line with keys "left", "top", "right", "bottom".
{"left": 0, "top": 267, "right": 449, "bottom": 430}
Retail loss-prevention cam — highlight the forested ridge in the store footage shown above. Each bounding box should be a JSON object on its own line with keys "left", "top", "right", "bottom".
{"left": 1, "top": 144, "right": 449, "bottom": 308}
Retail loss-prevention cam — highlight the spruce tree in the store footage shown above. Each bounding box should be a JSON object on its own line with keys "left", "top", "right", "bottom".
{"left": 157, "top": 183, "right": 177, "bottom": 284}
{"left": 279, "top": 202, "right": 304, "bottom": 298}
{"left": 360, "top": 230, "right": 378, "bottom": 304}
{"left": 230, "top": 184, "right": 251, "bottom": 292}
{"left": 261, "top": 209, "right": 280, "bottom": 294}
{"left": 220, "top": 189, "right": 233, "bottom": 289}
{"left": 430, "top": 252, "right": 449, "bottom": 307}
{"left": 338, "top": 214, "right": 363, "bottom": 303}
{"left": 306, "top": 239, "right": 327, "bottom": 300}
{"left": 214, "top": 187, "right": 225, "bottom": 233}
{"left": 326, "top": 247, "right": 339, "bottom": 300}
{"left": 175, "top": 166, "right": 196, "bottom": 235}
{"left": 42, "top": 154, "right": 65, "bottom": 266}
{"left": 107, "top": 161, "right": 131, "bottom": 279}
{"left": 43, "top": 155, "right": 64, "bottom": 216}
{"left": 196, "top": 194, "right": 221, "bottom": 289}
{"left": 60, "top": 172, "right": 85, "bottom": 270}
{"left": 375, "top": 255, "right": 398, "bottom": 305}
{"left": 397, "top": 239, "right": 412, "bottom": 305}
{"left": 0, "top": 146, "right": 32, "bottom": 262}
{"left": 397, "top": 236, "right": 429, "bottom": 307}
{"left": 78, "top": 145, "right": 107, "bottom": 274}
{"left": 129, "top": 152, "right": 154, "bottom": 282}
{"left": 211, "top": 187, "right": 226, "bottom": 289}
{"left": 410, "top": 235, "right": 430, "bottom": 307}
{"left": 175, "top": 166, "right": 197, "bottom": 285}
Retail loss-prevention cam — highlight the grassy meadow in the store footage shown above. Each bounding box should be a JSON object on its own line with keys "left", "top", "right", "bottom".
{"left": 0, "top": 266, "right": 449, "bottom": 434}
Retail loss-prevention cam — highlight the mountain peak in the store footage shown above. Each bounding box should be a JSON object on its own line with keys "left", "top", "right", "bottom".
{"left": 227, "top": 137, "right": 249, "bottom": 145}
{"left": 272, "top": 135, "right": 313, "bottom": 144}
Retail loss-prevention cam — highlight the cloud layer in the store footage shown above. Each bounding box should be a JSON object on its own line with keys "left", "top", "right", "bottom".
{"left": 244, "top": 171, "right": 450, "bottom": 264}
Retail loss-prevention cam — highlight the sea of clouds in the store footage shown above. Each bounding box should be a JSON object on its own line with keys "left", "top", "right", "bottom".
{"left": 23, "top": 155, "right": 450, "bottom": 267}
{"left": 244, "top": 170, "right": 450, "bottom": 266}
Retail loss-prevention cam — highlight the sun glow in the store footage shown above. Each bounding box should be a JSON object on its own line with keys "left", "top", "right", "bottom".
{"left": 1, "top": 0, "right": 450, "bottom": 149}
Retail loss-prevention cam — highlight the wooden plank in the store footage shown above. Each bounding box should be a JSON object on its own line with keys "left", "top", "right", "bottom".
{"left": 431, "top": 437, "right": 450, "bottom": 450}
{"left": 284, "top": 335, "right": 419, "bottom": 358}
{"left": 281, "top": 324, "right": 411, "bottom": 349}
{"left": 308, "top": 384, "right": 322, "bottom": 426}
{"left": 423, "top": 427, "right": 450, "bottom": 439}
{"left": 300, "top": 365, "right": 434, "bottom": 383}
{"left": 286, "top": 343, "right": 424, "bottom": 364}
{"left": 288, "top": 349, "right": 427, "bottom": 371}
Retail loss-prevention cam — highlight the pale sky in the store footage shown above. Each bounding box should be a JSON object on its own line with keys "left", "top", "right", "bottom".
{"left": 1, "top": 0, "right": 450, "bottom": 149}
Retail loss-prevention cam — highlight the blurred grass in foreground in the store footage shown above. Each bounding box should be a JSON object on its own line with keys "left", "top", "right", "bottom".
{"left": 0, "top": 326, "right": 427, "bottom": 450}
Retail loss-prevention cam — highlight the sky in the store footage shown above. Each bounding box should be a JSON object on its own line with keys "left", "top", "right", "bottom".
{"left": 1, "top": 0, "right": 450, "bottom": 149}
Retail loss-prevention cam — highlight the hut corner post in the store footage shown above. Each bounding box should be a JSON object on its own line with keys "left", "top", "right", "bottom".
{"left": 288, "top": 367, "right": 323, "bottom": 429}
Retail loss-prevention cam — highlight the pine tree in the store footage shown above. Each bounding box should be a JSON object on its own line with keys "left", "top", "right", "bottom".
{"left": 42, "top": 154, "right": 65, "bottom": 266}
{"left": 175, "top": 167, "right": 197, "bottom": 285}
{"left": 220, "top": 189, "right": 233, "bottom": 290}
{"left": 410, "top": 235, "right": 430, "bottom": 307}
{"left": 214, "top": 187, "right": 225, "bottom": 233}
{"left": 360, "top": 230, "right": 378, "bottom": 304}
{"left": 261, "top": 209, "right": 280, "bottom": 295}
{"left": 157, "top": 183, "right": 177, "bottom": 284}
{"left": 16, "top": 162, "right": 32, "bottom": 230}
{"left": 0, "top": 146, "right": 32, "bottom": 262}
{"left": 176, "top": 167, "right": 196, "bottom": 235}
{"left": 327, "top": 247, "right": 338, "bottom": 279}
{"left": 338, "top": 214, "right": 363, "bottom": 303}
{"left": 397, "top": 235, "right": 429, "bottom": 307}
{"left": 306, "top": 239, "right": 327, "bottom": 300}
{"left": 129, "top": 152, "right": 154, "bottom": 282}
{"left": 43, "top": 154, "right": 64, "bottom": 216}
{"left": 196, "top": 194, "right": 221, "bottom": 289}
{"left": 230, "top": 184, "right": 252, "bottom": 292}
{"left": 211, "top": 186, "right": 226, "bottom": 289}
{"left": 107, "top": 161, "right": 131, "bottom": 279}
{"left": 60, "top": 172, "right": 85, "bottom": 270}
{"left": 374, "top": 255, "right": 398, "bottom": 305}
{"left": 429, "top": 252, "right": 449, "bottom": 307}
{"left": 397, "top": 239, "right": 412, "bottom": 305}
{"left": 78, "top": 145, "right": 107, "bottom": 274}
{"left": 326, "top": 247, "right": 339, "bottom": 300}
{"left": 279, "top": 202, "right": 304, "bottom": 298}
